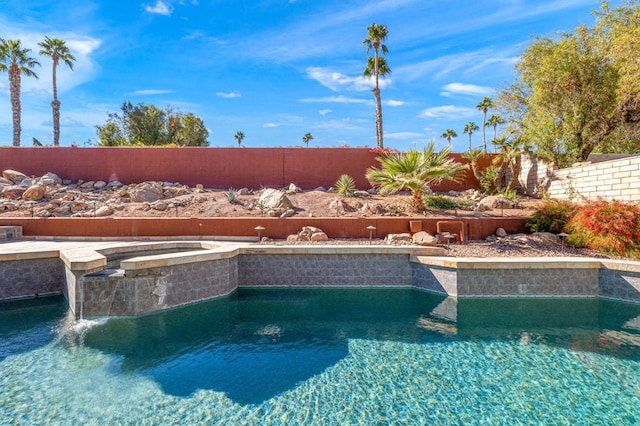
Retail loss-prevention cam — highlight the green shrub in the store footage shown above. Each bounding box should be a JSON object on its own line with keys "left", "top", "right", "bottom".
{"left": 224, "top": 187, "right": 238, "bottom": 204}
{"left": 335, "top": 174, "right": 356, "bottom": 197}
{"left": 423, "top": 194, "right": 471, "bottom": 210}
{"left": 525, "top": 199, "right": 577, "bottom": 234}
{"left": 566, "top": 200, "right": 640, "bottom": 259}
{"left": 479, "top": 166, "right": 498, "bottom": 194}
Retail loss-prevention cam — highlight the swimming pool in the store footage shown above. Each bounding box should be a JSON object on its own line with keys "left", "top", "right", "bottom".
{"left": 1, "top": 289, "right": 639, "bottom": 424}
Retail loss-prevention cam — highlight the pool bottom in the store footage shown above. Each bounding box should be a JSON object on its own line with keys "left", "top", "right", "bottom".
{"left": 1, "top": 289, "right": 639, "bottom": 424}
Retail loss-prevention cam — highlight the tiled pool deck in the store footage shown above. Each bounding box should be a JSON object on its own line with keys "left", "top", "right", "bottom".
{"left": 1, "top": 239, "right": 640, "bottom": 317}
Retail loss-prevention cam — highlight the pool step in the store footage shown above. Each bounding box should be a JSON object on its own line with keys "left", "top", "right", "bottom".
{"left": 0, "top": 226, "right": 22, "bottom": 241}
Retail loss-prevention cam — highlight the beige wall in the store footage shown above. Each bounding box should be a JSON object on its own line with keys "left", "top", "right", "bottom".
{"left": 519, "top": 153, "right": 640, "bottom": 203}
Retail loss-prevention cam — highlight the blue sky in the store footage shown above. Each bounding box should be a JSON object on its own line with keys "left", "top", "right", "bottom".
{"left": 0, "top": 0, "right": 612, "bottom": 151}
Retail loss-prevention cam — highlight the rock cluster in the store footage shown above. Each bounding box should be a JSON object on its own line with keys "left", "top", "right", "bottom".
{"left": 0, "top": 169, "right": 197, "bottom": 218}
{"left": 287, "top": 226, "right": 329, "bottom": 242}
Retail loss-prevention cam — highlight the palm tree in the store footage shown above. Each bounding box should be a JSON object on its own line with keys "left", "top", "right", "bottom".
{"left": 234, "top": 131, "right": 244, "bottom": 147}
{"left": 476, "top": 96, "right": 493, "bottom": 152}
{"left": 462, "top": 121, "right": 479, "bottom": 152}
{"left": 38, "top": 37, "right": 76, "bottom": 146}
{"left": 440, "top": 129, "right": 458, "bottom": 149}
{"left": 485, "top": 114, "right": 505, "bottom": 151}
{"left": 363, "top": 23, "right": 389, "bottom": 150}
{"left": 366, "top": 142, "right": 467, "bottom": 211}
{"left": 302, "top": 132, "right": 313, "bottom": 147}
{"left": 0, "top": 39, "right": 40, "bottom": 146}
{"left": 461, "top": 148, "right": 485, "bottom": 183}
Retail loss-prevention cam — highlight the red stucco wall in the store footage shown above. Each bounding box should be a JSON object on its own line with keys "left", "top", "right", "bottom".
{"left": 0, "top": 147, "right": 492, "bottom": 191}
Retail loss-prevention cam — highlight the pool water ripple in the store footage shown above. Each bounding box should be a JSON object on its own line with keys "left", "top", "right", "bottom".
{"left": 1, "top": 289, "right": 639, "bottom": 424}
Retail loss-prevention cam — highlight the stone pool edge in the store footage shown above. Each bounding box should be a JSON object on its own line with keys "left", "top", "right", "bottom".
{"left": 1, "top": 241, "right": 640, "bottom": 316}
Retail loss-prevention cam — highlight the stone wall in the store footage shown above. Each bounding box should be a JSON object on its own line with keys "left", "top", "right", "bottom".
{"left": 81, "top": 257, "right": 237, "bottom": 316}
{"left": 519, "top": 153, "right": 640, "bottom": 202}
{"left": 599, "top": 266, "right": 640, "bottom": 303}
{"left": 238, "top": 253, "right": 413, "bottom": 288}
{"left": 0, "top": 258, "right": 64, "bottom": 299}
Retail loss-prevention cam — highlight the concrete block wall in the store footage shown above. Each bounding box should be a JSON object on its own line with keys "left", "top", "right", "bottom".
{"left": 519, "top": 153, "right": 640, "bottom": 202}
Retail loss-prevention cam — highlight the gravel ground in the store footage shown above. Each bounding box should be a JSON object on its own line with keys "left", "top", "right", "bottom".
{"left": 261, "top": 238, "right": 619, "bottom": 259}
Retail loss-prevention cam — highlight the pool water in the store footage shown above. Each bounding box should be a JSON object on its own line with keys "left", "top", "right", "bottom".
{"left": 1, "top": 289, "right": 639, "bottom": 424}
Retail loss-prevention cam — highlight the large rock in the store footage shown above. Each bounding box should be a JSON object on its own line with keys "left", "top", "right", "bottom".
{"left": 1, "top": 185, "right": 27, "bottom": 200}
{"left": 2, "top": 169, "right": 28, "bottom": 184}
{"left": 0, "top": 177, "right": 13, "bottom": 186}
{"left": 477, "top": 195, "right": 513, "bottom": 211}
{"left": 22, "top": 184, "right": 46, "bottom": 201}
{"left": 529, "top": 232, "right": 561, "bottom": 246}
{"left": 258, "top": 189, "right": 294, "bottom": 211}
{"left": 40, "top": 172, "right": 62, "bottom": 185}
{"left": 412, "top": 231, "right": 437, "bottom": 247}
{"left": 130, "top": 182, "right": 164, "bottom": 203}
{"left": 94, "top": 205, "right": 114, "bottom": 217}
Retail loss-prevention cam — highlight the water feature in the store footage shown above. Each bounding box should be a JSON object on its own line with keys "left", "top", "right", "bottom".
{"left": 1, "top": 289, "right": 639, "bottom": 424}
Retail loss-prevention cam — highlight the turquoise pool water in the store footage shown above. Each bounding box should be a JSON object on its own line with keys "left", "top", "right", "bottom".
{"left": 1, "top": 289, "right": 640, "bottom": 424}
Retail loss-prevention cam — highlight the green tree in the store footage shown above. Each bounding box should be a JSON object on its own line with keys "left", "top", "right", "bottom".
{"left": 462, "top": 121, "right": 479, "bottom": 151}
{"left": 476, "top": 96, "right": 493, "bottom": 152}
{"left": 0, "top": 39, "right": 40, "bottom": 146}
{"left": 235, "top": 131, "right": 245, "bottom": 147}
{"left": 96, "top": 102, "right": 209, "bottom": 146}
{"left": 440, "top": 129, "right": 458, "bottom": 149}
{"left": 363, "top": 23, "right": 389, "bottom": 149}
{"left": 38, "top": 37, "right": 76, "bottom": 146}
{"left": 366, "top": 142, "right": 467, "bottom": 211}
{"left": 302, "top": 132, "right": 313, "bottom": 147}
{"left": 485, "top": 114, "right": 505, "bottom": 149}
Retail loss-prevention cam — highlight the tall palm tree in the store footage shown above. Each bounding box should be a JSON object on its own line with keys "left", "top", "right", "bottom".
{"left": 0, "top": 39, "right": 40, "bottom": 146}
{"left": 39, "top": 37, "right": 76, "bottom": 146}
{"left": 234, "top": 131, "right": 244, "bottom": 147}
{"left": 366, "top": 142, "right": 467, "bottom": 211}
{"left": 485, "top": 114, "right": 505, "bottom": 151}
{"left": 476, "top": 96, "right": 493, "bottom": 152}
{"left": 363, "top": 23, "right": 389, "bottom": 150}
{"left": 302, "top": 132, "right": 313, "bottom": 147}
{"left": 462, "top": 121, "right": 479, "bottom": 152}
{"left": 440, "top": 129, "right": 458, "bottom": 149}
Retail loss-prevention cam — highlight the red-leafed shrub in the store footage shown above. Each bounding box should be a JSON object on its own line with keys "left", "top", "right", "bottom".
{"left": 566, "top": 200, "right": 640, "bottom": 259}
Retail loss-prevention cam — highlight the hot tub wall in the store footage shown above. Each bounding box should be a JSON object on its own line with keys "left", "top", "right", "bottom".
{"left": 82, "top": 257, "right": 238, "bottom": 316}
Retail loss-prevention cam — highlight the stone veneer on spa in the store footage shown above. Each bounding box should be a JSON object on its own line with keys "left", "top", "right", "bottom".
{"left": 1, "top": 242, "right": 640, "bottom": 317}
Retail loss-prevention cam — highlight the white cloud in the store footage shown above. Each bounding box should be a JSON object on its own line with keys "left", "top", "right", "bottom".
{"left": 306, "top": 67, "right": 391, "bottom": 92}
{"left": 216, "top": 91, "right": 241, "bottom": 99}
{"left": 319, "top": 109, "right": 332, "bottom": 115}
{"left": 264, "top": 123, "right": 279, "bottom": 128}
{"left": 133, "top": 89, "right": 174, "bottom": 95}
{"left": 386, "top": 100, "right": 404, "bottom": 107}
{"left": 419, "top": 105, "right": 477, "bottom": 119}
{"left": 440, "top": 83, "right": 495, "bottom": 98}
{"left": 385, "top": 132, "right": 425, "bottom": 140}
{"left": 144, "top": 1, "right": 174, "bottom": 16}
{"left": 299, "top": 96, "right": 369, "bottom": 104}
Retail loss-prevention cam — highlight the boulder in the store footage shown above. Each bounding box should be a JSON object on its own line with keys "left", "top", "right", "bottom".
{"left": 1, "top": 185, "right": 27, "bottom": 200}
{"left": 385, "top": 233, "right": 413, "bottom": 245}
{"left": 0, "top": 177, "right": 13, "bottom": 186}
{"left": 412, "top": 231, "right": 437, "bottom": 247}
{"left": 496, "top": 227, "right": 508, "bottom": 238}
{"left": 94, "top": 205, "right": 114, "bottom": 217}
{"left": 151, "top": 201, "right": 168, "bottom": 211}
{"left": 40, "top": 172, "right": 62, "bottom": 185}
{"left": 287, "top": 234, "right": 301, "bottom": 242}
{"left": 529, "top": 232, "right": 561, "bottom": 246}
{"left": 287, "top": 183, "right": 301, "bottom": 193}
{"left": 311, "top": 231, "right": 329, "bottom": 241}
{"left": 130, "top": 182, "right": 164, "bottom": 203}
{"left": 80, "top": 181, "right": 95, "bottom": 189}
{"left": 2, "top": 169, "right": 28, "bottom": 184}
{"left": 22, "top": 184, "right": 46, "bottom": 201}
{"left": 280, "top": 208, "right": 296, "bottom": 218}
{"left": 94, "top": 181, "right": 107, "bottom": 189}
{"left": 478, "top": 195, "right": 513, "bottom": 211}
{"left": 237, "top": 187, "right": 251, "bottom": 195}
{"left": 258, "top": 188, "right": 294, "bottom": 211}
